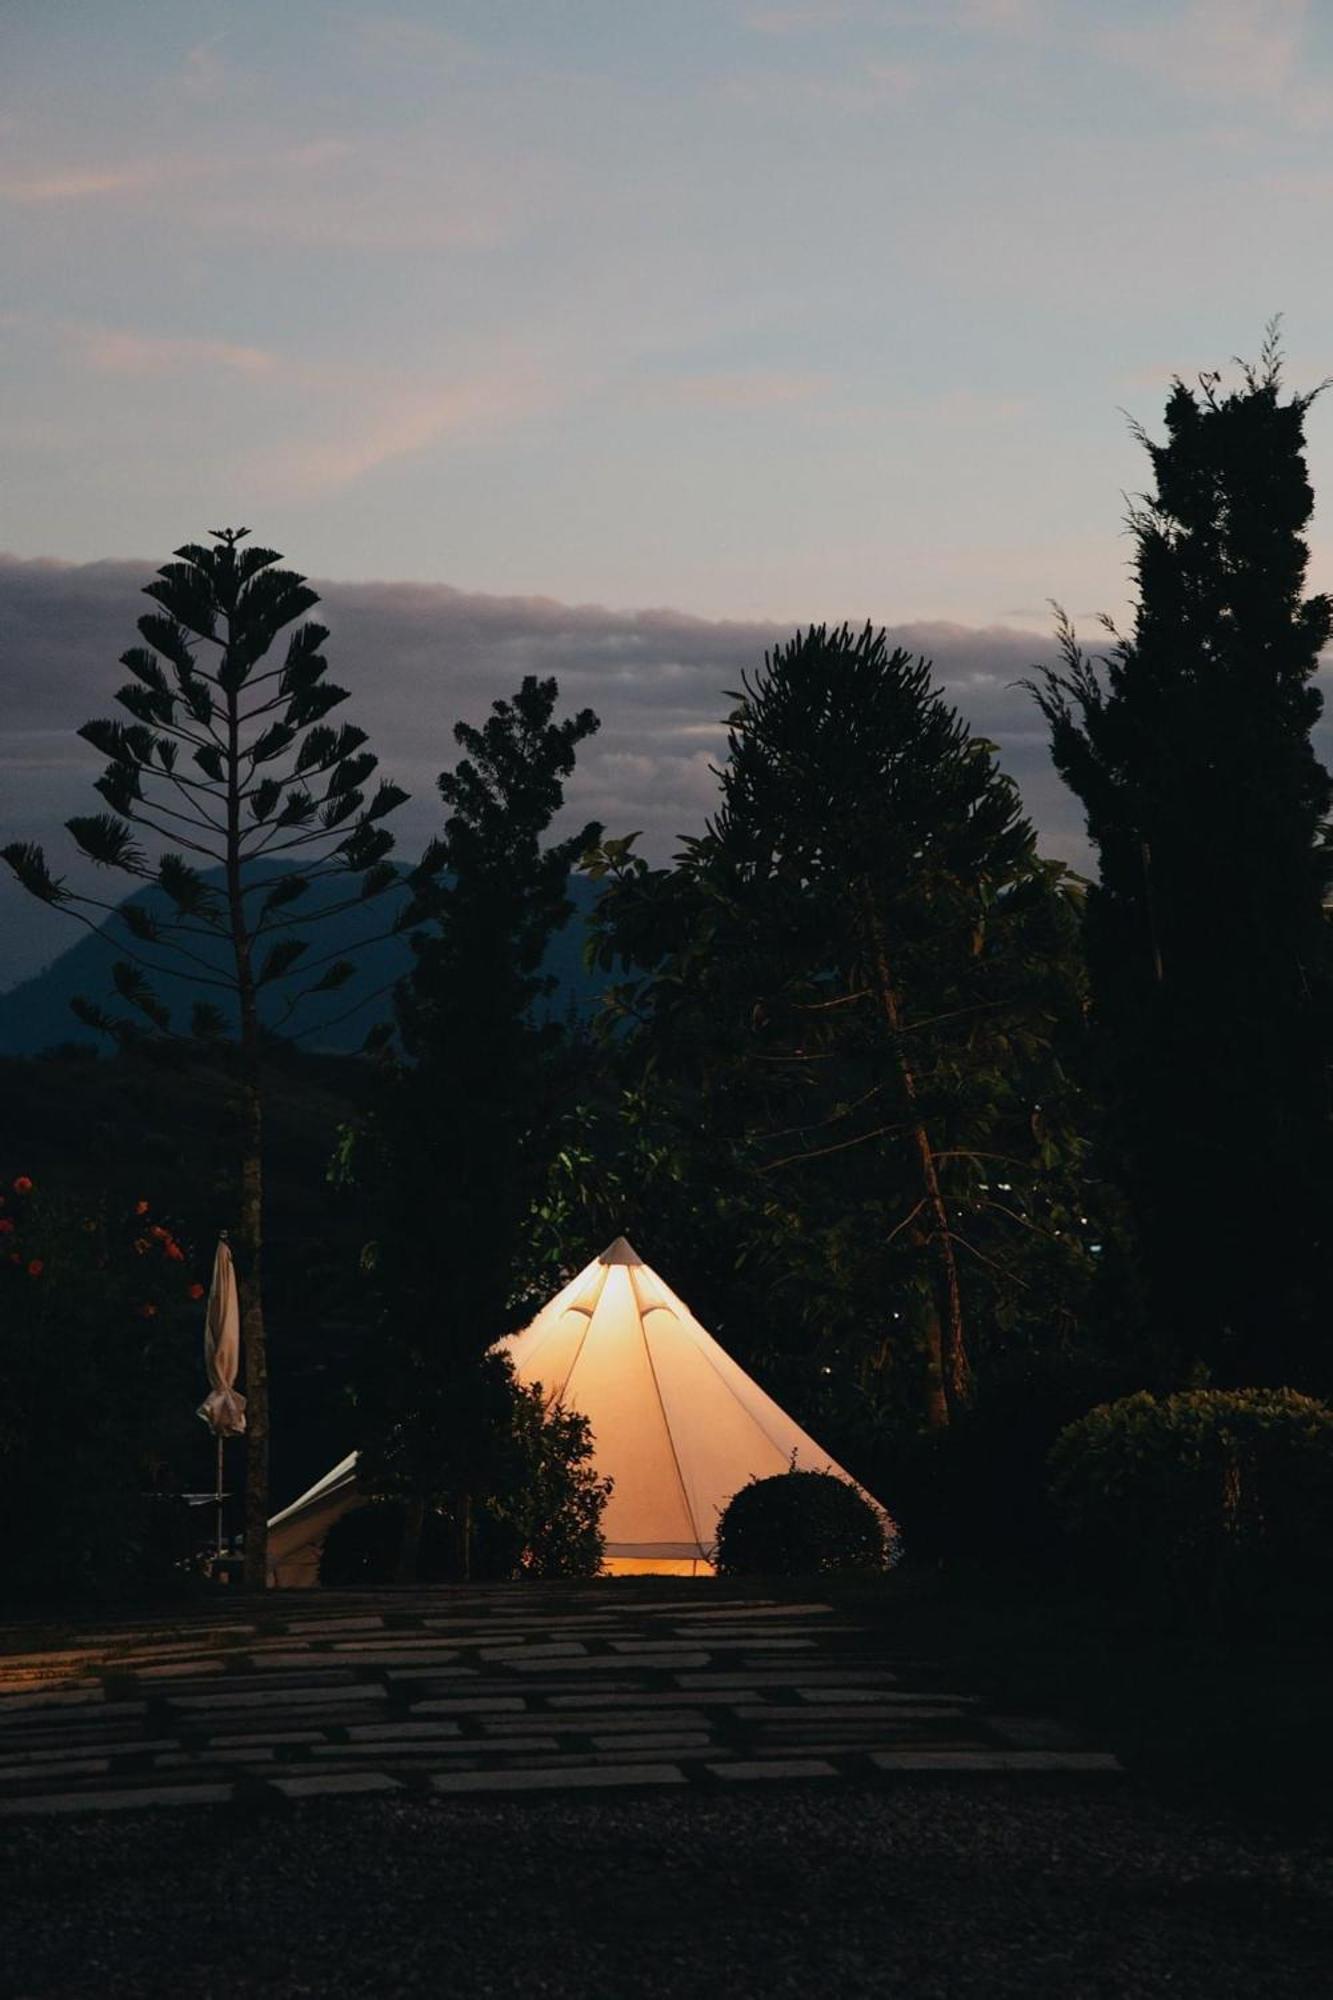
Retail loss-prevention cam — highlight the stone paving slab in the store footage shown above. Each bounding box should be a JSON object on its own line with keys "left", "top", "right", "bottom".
{"left": 0, "top": 1584, "right": 1121, "bottom": 1814}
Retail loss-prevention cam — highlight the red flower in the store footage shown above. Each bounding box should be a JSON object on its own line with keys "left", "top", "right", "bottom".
{"left": 187, "top": 1281, "right": 206, "bottom": 1301}
{"left": 164, "top": 1242, "right": 185, "bottom": 1263}
{"left": 149, "top": 1225, "right": 169, "bottom": 1242}
{"left": 133, "top": 1237, "right": 151, "bottom": 1255}
{"left": 135, "top": 1200, "right": 150, "bottom": 1215}
{"left": 0, "top": 1218, "right": 13, "bottom": 1236}
{"left": 12, "top": 1177, "right": 33, "bottom": 1195}
{"left": 138, "top": 1301, "right": 157, "bottom": 1319}
{"left": 26, "top": 1259, "right": 43, "bottom": 1278}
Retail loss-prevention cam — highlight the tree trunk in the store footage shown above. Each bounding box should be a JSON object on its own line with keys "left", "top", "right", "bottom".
{"left": 861, "top": 891, "right": 972, "bottom": 1426}
{"left": 224, "top": 615, "right": 271, "bottom": 1591}
{"left": 238, "top": 1052, "right": 269, "bottom": 1589}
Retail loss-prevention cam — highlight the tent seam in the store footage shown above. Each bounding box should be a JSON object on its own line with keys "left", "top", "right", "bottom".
{"left": 627, "top": 1263, "right": 708, "bottom": 1558}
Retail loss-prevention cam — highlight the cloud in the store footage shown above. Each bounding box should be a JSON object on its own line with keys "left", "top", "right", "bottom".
{"left": 237, "top": 362, "right": 554, "bottom": 499}
{"left": 0, "top": 164, "right": 163, "bottom": 203}
{"left": 1100, "top": 0, "right": 1333, "bottom": 125}
{"left": 0, "top": 553, "right": 1105, "bottom": 987}
{"left": 69, "top": 328, "right": 279, "bottom": 379}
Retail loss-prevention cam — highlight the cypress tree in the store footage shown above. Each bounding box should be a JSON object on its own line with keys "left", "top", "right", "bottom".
{"left": 1033, "top": 332, "right": 1333, "bottom": 1387}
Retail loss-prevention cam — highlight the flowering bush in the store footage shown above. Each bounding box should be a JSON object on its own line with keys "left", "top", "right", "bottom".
{"left": 0, "top": 1174, "right": 204, "bottom": 1603}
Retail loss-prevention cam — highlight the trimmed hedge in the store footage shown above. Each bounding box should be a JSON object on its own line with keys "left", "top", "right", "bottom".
{"left": 1048, "top": 1387, "right": 1333, "bottom": 1629}
{"left": 714, "top": 1467, "right": 889, "bottom": 1577}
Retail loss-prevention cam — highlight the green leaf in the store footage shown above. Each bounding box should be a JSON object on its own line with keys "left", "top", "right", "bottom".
{"left": 111, "top": 960, "right": 170, "bottom": 1030}
{"left": 158, "top": 853, "right": 221, "bottom": 919}
{"left": 321, "top": 788, "right": 363, "bottom": 829}
{"left": 141, "top": 574, "right": 216, "bottom": 643}
{"left": 327, "top": 751, "right": 377, "bottom": 797}
{"left": 95, "top": 769, "right": 140, "bottom": 816}
{"left": 286, "top": 683, "right": 347, "bottom": 728}
{"left": 67, "top": 814, "right": 146, "bottom": 872}
{"left": 257, "top": 937, "right": 310, "bottom": 985}
{"left": 249, "top": 777, "right": 282, "bottom": 821}
{"left": 250, "top": 722, "right": 296, "bottom": 765}
{"left": 365, "top": 781, "right": 409, "bottom": 822}
{"left": 260, "top": 873, "right": 310, "bottom": 915}
{"left": 296, "top": 724, "right": 338, "bottom": 775}
{"left": 276, "top": 788, "right": 316, "bottom": 827}
{"left": 190, "top": 1001, "right": 229, "bottom": 1040}
{"left": 136, "top": 611, "right": 200, "bottom": 672}
{"left": 120, "top": 646, "right": 169, "bottom": 693}
{"left": 69, "top": 995, "right": 118, "bottom": 1038}
{"left": 305, "top": 959, "right": 355, "bottom": 994}
{"left": 79, "top": 718, "right": 130, "bottom": 762}
{"left": 2, "top": 842, "right": 68, "bottom": 905}
{"left": 121, "top": 902, "right": 159, "bottom": 943}
{"left": 115, "top": 683, "right": 169, "bottom": 726}
{"left": 359, "top": 861, "right": 398, "bottom": 899}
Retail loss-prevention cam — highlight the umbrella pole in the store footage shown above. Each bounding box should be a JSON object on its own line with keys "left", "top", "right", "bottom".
{"left": 215, "top": 1433, "right": 224, "bottom": 1577}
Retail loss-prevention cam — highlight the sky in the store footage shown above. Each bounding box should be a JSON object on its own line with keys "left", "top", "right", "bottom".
{"left": 7, "top": 0, "right": 1333, "bottom": 980}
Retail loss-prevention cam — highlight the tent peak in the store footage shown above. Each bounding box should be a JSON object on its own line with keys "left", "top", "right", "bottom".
{"left": 598, "top": 1235, "right": 643, "bottom": 1267}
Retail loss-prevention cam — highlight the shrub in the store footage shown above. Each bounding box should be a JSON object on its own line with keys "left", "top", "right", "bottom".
{"left": 714, "top": 1467, "right": 889, "bottom": 1577}
{"left": 320, "top": 1381, "right": 611, "bottom": 1585}
{"left": 0, "top": 1174, "right": 203, "bottom": 1604}
{"left": 1048, "top": 1388, "right": 1333, "bottom": 1630}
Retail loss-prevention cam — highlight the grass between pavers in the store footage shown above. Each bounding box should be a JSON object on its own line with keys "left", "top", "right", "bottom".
{"left": 811, "top": 1565, "right": 1333, "bottom": 1826}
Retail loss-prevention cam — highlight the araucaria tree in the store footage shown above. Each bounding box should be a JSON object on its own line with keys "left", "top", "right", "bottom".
{"left": 589, "top": 624, "right": 1088, "bottom": 1432}
{"left": 355, "top": 675, "right": 600, "bottom": 1578}
{"left": 1033, "top": 335, "right": 1333, "bottom": 1389}
{"left": 2, "top": 530, "right": 408, "bottom": 1584}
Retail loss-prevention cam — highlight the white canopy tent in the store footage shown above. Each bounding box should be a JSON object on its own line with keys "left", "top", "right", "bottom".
{"left": 266, "top": 1236, "right": 876, "bottom": 1584}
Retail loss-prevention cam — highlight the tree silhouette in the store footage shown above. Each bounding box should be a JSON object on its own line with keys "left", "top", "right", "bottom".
{"left": 353, "top": 675, "right": 600, "bottom": 1579}
{"left": 1031, "top": 331, "right": 1333, "bottom": 1388}
{"left": 588, "top": 624, "right": 1089, "bottom": 1430}
{"left": 2, "top": 529, "right": 411, "bottom": 1583}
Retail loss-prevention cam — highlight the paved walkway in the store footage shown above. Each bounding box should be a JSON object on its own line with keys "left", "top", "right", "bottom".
{"left": 0, "top": 1583, "right": 1119, "bottom": 1816}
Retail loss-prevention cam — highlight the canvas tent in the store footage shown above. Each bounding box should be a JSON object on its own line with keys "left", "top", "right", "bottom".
{"left": 266, "top": 1236, "right": 877, "bottom": 1584}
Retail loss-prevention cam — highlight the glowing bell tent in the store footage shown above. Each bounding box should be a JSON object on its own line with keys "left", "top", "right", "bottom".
{"left": 266, "top": 1236, "right": 875, "bottom": 1584}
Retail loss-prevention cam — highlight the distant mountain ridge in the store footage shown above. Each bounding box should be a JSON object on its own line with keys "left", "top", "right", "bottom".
{"left": 0, "top": 866, "right": 607, "bottom": 1056}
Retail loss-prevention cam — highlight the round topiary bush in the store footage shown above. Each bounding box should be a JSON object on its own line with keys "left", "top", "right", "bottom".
{"left": 714, "top": 1468, "right": 889, "bottom": 1577}
{"left": 1048, "top": 1387, "right": 1333, "bottom": 1629}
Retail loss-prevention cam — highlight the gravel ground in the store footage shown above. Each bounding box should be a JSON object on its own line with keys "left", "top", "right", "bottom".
{"left": 3, "top": 1780, "right": 1329, "bottom": 1999}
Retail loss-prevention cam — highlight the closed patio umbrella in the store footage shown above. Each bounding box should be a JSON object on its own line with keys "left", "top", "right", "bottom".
{"left": 197, "top": 1236, "right": 246, "bottom": 1565}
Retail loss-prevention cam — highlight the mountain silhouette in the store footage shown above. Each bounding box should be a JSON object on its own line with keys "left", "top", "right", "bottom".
{"left": 0, "top": 865, "right": 606, "bottom": 1056}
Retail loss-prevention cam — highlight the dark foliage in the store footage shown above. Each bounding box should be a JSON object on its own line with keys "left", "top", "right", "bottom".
{"left": 351, "top": 677, "right": 602, "bottom": 1575}
{"left": 319, "top": 1381, "right": 609, "bottom": 1582}
{"left": 0, "top": 1175, "right": 202, "bottom": 1604}
{"left": 1048, "top": 1386, "right": 1333, "bottom": 1632}
{"left": 1032, "top": 336, "right": 1333, "bottom": 1391}
{"left": 585, "top": 625, "right": 1099, "bottom": 1437}
{"left": 715, "top": 1467, "right": 889, "bottom": 1576}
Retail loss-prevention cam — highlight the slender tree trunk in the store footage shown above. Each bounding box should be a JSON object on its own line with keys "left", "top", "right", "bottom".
{"left": 223, "top": 617, "right": 271, "bottom": 1590}
{"left": 238, "top": 1042, "right": 269, "bottom": 1589}
{"left": 861, "top": 891, "right": 972, "bottom": 1425}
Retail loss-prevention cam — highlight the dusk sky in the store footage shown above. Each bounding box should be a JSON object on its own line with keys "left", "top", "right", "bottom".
{"left": 7, "top": 0, "right": 1333, "bottom": 978}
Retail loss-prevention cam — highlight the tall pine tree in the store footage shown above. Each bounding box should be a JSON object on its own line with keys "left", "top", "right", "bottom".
{"left": 353, "top": 676, "right": 600, "bottom": 1578}
{"left": 588, "top": 624, "right": 1091, "bottom": 1432}
{"left": 2, "top": 531, "right": 409, "bottom": 1582}
{"left": 1033, "top": 333, "right": 1333, "bottom": 1388}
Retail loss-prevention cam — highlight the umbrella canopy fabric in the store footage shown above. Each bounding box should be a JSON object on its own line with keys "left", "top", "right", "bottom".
{"left": 197, "top": 1237, "right": 247, "bottom": 1438}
